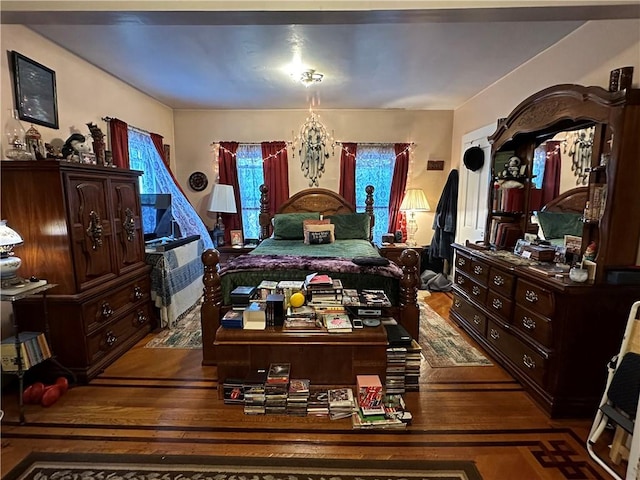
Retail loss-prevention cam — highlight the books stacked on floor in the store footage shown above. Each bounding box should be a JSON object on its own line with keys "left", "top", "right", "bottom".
{"left": 356, "top": 374, "right": 383, "bottom": 410}
{"left": 305, "top": 273, "right": 343, "bottom": 306}
{"left": 0, "top": 332, "right": 52, "bottom": 372}
{"left": 405, "top": 339, "right": 422, "bottom": 392}
{"left": 385, "top": 346, "right": 407, "bottom": 394}
{"left": 256, "top": 280, "right": 278, "bottom": 300}
{"left": 307, "top": 390, "right": 330, "bottom": 417}
{"left": 286, "top": 378, "right": 310, "bottom": 416}
{"left": 323, "top": 313, "right": 353, "bottom": 333}
{"left": 221, "top": 309, "right": 243, "bottom": 328}
{"left": 243, "top": 368, "right": 268, "bottom": 415}
{"left": 352, "top": 385, "right": 406, "bottom": 430}
{"left": 230, "top": 285, "right": 258, "bottom": 311}
{"left": 383, "top": 393, "right": 412, "bottom": 425}
{"left": 243, "top": 302, "right": 267, "bottom": 330}
{"left": 264, "top": 363, "right": 290, "bottom": 414}
{"left": 222, "top": 378, "right": 245, "bottom": 405}
{"left": 328, "top": 387, "right": 356, "bottom": 420}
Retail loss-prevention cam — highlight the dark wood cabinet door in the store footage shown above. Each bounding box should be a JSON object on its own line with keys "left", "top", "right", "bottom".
{"left": 65, "top": 173, "right": 117, "bottom": 291}
{"left": 111, "top": 179, "right": 145, "bottom": 274}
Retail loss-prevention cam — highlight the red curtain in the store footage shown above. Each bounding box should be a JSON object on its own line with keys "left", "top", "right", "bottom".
{"left": 388, "top": 143, "right": 410, "bottom": 233}
{"left": 150, "top": 133, "right": 188, "bottom": 197}
{"left": 109, "top": 118, "right": 130, "bottom": 169}
{"left": 218, "top": 142, "right": 242, "bottom": 244}
{"left": 262, "top": 141, "right": 290, "bottom": 217}
{"left": 338, "top": 143, "right": 357, "bottom": 207}
{"left": 541, "top": 141, "right": 562, "bottom": 207}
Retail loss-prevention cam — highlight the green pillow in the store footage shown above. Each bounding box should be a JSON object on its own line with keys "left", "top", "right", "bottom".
{"left": 273, "top": 212, "right": 320, "bottom": 239}
{"left": 537, "top": 211, "right": 583, "bottom": 239}
{"left": 326, "top": 213, "right": 371, "bottom": 240}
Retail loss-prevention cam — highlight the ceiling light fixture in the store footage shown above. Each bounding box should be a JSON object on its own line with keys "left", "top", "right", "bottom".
{"left": 300, "top": 69, "right": 323, "bottom": 87}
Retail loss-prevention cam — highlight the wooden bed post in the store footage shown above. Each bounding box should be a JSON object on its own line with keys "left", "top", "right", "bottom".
{"left": 398, "top": 248, "right": 421, "bottom": 341}
{"left": 201, "top": 248, "right": 222, "bottom": 366}
{"left": 258, "top": 184, "right": 271, "bottom": 240}
{"left": 365, "top": 184, "right": 375, "bottom": 241}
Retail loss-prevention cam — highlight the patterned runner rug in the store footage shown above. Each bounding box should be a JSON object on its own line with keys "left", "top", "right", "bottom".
{"left": 145, "top": 302, "right": 202, "bottom": 349}
{"left": 419, "top": 301, "right": 492, "bottom": 368}
{"left": 6, "top": 452, "right": 483, "bottom": 480}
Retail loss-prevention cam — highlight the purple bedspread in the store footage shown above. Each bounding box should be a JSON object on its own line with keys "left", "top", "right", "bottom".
{"left": 219, "top": 254, "right": 403, "bottom": 279}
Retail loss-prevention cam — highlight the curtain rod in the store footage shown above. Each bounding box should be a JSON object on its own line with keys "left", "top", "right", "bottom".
{"left": 211, "top": 141, "right": 414, "bottom": 147}
{"left": 102, "top": 116, "right": 152, "bottom": 136}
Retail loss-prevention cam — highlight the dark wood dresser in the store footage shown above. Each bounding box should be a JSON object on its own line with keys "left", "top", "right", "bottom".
{"left": 451, "top": 243, "right": 638, "bottom": 418}
{"left": 1, "top": 161, "right": 153, "bottom": 382}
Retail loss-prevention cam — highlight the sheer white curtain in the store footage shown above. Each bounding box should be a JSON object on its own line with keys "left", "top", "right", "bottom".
{"left": 128, "top": 129, "right": 213, "bottom": 249}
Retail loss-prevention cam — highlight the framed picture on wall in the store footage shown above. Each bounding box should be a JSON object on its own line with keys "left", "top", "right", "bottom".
{"left": 11, "top": 51, "right": 59, "bottom": 129}
{"left": 230, "top": 230, "right": 243, "bottom": 247}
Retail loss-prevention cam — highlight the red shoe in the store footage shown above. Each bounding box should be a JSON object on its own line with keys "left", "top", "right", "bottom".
{"left": 23, "top": 382, "right": 45, "bottom": 405}
{"left": 41, "top": 385, "right": 62, "bottom": 407}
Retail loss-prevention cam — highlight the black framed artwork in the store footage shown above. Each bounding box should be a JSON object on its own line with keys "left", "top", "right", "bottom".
{"left": 11, "top": 51, "right": 59, "bottom": 129}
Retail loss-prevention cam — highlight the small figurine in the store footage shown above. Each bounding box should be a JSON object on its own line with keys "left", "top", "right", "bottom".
{"left": 86, "top": 122, "right": 106, "bottom": 165}
{"left": 584, "top": 241, "right": 597, "bottom": 262}
{"left": 61, "top": 133, "right": 87, "bottom": 161}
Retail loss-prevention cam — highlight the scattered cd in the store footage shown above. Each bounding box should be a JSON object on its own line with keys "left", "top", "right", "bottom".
{"left": 362, "top": 318, "right": 381, "bottom": 327}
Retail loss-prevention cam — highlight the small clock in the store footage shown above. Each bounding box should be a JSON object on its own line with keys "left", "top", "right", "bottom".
{"left": 188, "top": 171, "right": 208, "bottom": 191}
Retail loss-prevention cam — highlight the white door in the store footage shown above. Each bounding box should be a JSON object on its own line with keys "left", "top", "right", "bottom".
{"left": 456, "top": 124, "right": 494, "bottom": 245}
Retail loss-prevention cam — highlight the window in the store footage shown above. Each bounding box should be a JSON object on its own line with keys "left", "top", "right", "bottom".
{"left": 532, "top": 145, "right": 546, "bottom": 191}
{"left": 235, "top": 144, "right": 264, "bottom": 240}
{"left": 128, "top": 128, "right": 213, "bottom": 249}
{"left": 355, "top": 145, "right": 396, "bottom": 242}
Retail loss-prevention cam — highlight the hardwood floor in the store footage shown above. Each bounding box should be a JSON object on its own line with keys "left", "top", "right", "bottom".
{"left": 0, "top": 292, "right": 625, "bottom": 479}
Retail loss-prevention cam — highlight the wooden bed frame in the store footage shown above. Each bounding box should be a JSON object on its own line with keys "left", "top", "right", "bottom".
{"left": 541, "top": 186, "right": 588, "bottom": 214}
{"left": 200, "top": 184, "right": 420, "bottom": 366}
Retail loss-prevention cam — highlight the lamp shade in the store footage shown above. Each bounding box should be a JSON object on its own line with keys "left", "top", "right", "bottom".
{"left": 400, "top": 189, "right": 431, "bottom": 212}
{"left": 0, "top": 220, "right": 23, "bottom": 253}
{"left": 208, "top": 184, "right": 237, "bottom": 214}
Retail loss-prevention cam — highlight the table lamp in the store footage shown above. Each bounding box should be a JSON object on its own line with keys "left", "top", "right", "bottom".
{"left": 0, "top": 220, "right": 25, "bottom": 288}
{"left": 400, "top": 188, "right": 431, "bottom": 247}
{"left": 208, "top": 184, "right": 237, "bottom": 247}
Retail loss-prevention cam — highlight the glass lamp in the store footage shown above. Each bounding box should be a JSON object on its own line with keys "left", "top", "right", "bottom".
{"left": 400, "top": 188, "right": 431, "bottom": 247}
{"left": 4, "top": 110, "right": 33, "bottom": 160}
{"left": 0, "top": 220, "right": 25, "bottom": 288}
{"left": 208, "top": 184, "right": 237, "bottom": 247}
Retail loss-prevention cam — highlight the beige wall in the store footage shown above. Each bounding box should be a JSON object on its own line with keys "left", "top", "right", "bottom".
{"left": 174, "top": 109, "right": 453, "bottom": 246}
{"left": 0, "top": 26, "right": 175, "bottom": 160}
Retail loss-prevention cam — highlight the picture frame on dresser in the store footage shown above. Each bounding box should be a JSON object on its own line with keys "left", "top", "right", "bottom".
{"left": 10, "top": 51, "right": 59, "bottom": 129}
{"left": 230, "top": 229, "right": 243, "bottom": 247}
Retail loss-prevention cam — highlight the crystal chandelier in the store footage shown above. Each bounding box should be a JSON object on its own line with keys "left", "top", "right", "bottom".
{"left": 295, "top": 111, "right": 333, "bottom": 187}
{"left": 299, "top": 69, "right": 323, "bottom": 87}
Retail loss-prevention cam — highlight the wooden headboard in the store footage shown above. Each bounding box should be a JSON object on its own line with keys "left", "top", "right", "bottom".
{"left": 541, "top": 186, "right": 588, "bottom": 214}
{"left": 258, "top": 184, "right": 375, "bottom": 240}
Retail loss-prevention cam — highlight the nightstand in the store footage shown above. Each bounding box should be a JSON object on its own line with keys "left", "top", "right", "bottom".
{"left": 216, "top": 245, "right": 256, "bottom": 264}
{"left": 377, "top": 243, "right": 424, "bottom": 272}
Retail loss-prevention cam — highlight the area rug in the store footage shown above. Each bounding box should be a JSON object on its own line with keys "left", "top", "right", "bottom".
{"left": 144, "top": 303, "right": 202, "bottom": 349}
{"left": 419, "top": 301, "right": 492, "bottom": 368}
{"left": 5, "top": 452, "right": 483, "bottom": 480}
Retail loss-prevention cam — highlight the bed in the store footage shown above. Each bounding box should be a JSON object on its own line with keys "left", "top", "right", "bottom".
{"left": 536, "top": 186, "right": 588, "bottom": 246}
{"left": 199, "top": 185, "right": 421, "bottom": 366}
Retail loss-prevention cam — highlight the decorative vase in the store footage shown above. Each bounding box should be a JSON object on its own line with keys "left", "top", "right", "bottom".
{"left": 569, "top": 267, "right": 589, "bottom": 283}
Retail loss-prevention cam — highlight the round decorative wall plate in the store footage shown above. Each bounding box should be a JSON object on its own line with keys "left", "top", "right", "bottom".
{"left": 188, "top": 171, "right": 208, "bottom": 191}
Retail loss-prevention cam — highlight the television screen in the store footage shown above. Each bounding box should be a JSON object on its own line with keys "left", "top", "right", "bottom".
{"left": 140, "top": 193, "right": 175, "bottom": 240}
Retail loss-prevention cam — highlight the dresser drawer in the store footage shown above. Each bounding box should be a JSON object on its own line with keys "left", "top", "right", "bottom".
{"left": 515, "top": 279, "right": 555, "bottom": 317}
{"left": 487, "top": 320, "right": 548, "bottom": 387}
{"left": 513, "top": 304, "right": 553, "bottom": 349}
{"left": 469, "top": 259, "right": 490, "bottom": 285}
{"left": 485, "top": 290, "right": 513, "bottom": 322}
{"left": 83, "top": 277, "right": 151, "bottom": 334}
{"left": 452, "top": 293, "right": 487, "bottom": 337}
{"left": 86, "top": 303, "right": 152, "bottom": 365}
{"left": 455, "top": 250, "right": 472, "bottom": 274}
{"left": 488, "top": 267, "right": 515, "bottom": 297}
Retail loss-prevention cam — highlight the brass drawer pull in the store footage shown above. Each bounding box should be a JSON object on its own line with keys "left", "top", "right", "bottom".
{"left": 454, "top": 299, "right": 461, "bottom": 308}
{"left": 473, "top": 265, "right": 484, "bottom": 275}
{"left": 472, "top": 286, "right": 481, "bottom": 296}
{"left": 457, "top": 257, "right": 466, "bottom": 266}
{"left": 473, "top": 314, "right": 481, "bottom": 325}
{"left": 133, "top": 286, "right": 144, "bottom": 300}
{"left": 525, "top": 290, "right": 539, "bottom": 303}
{"left": 493, "top": 275, "right": 505, "bottom": 286}
{"left": 100, "top": 302, "right": 113, "bottom": 319}
{"left": 86, "top": 210, "right": 103, "bottom": 250}
{"left": 522, "top": 316, "right": 536, "bottom": 330}
{"left": 492, "top": 298, "right": 503, "bottom": 310}
{"left": 523, "top": 355, "right": 536, "bottom": 369}
{"left": 457, "top": 276, "right": 465, "bottom": 285}
{"left": 135, "top": 310, "right": 147, "bottom": 325}
{"left": 490, "top": 328, "right": 500, "bottom": 340}
{"left": 123, "top": 207, "right": 136, "bottom": 242}
{"left": 105, "top": 330, "right": 117, "bottom": 347}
